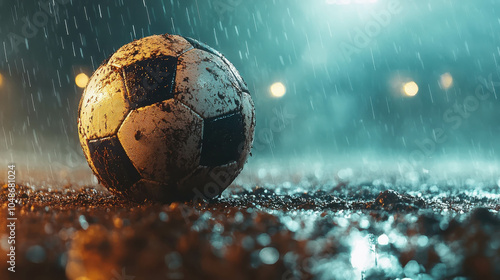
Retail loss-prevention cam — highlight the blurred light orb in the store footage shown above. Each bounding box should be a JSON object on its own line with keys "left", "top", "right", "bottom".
{"left": 351, "top": 235, "right": 375, "bottom": 270}
{"left": 403, "top": 81, "right": 419, "bottom": 97}
{"left": 75, "top": 73, "right": 89, "bottom": 88}
{"left": 378, "top": 234, "right": 389, "bottom": 245}
{"left": 0, "top": 73, "right": 4, "bottom": 87}
{"left": 440, "top": 72, "right": 453, "bottom": 90}
{"left": 259, "top": 247, "right": 279, "bottom": 265}
{"left": 270, "top": 82, "right": 286, "bottom": 98}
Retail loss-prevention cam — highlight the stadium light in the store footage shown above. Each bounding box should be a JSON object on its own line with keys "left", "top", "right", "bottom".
{"left": 403, "top": 81, "right": 419, "bottom": 97}
{"left": 270, "top": 82, "right": 286, "bottom": 98}
{"left": 75, "top": 73, "right": 89, "bottom": 88}
{"left": 440, "top": 72, "right": 453, "bottom": 90}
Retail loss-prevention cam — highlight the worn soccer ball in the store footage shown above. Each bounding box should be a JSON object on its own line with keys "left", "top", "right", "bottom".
{"left": 78, "top": 34, "right": 255, "bottom": 202}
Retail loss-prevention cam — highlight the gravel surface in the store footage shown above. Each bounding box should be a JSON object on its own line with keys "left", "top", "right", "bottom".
{"left": 1, "top": 179, "right": 499, "bottom": 280}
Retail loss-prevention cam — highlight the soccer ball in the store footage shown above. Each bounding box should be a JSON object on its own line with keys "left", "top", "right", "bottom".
{"left": 78, "top": 34, "right": 255, "bottom": 202}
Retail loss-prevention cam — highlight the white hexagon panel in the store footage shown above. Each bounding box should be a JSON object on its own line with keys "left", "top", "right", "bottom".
{"left": 78, "top": 65, "right": 130, "bottom": 141}
{"left": 174, "top": 49, "right": 241, "bottom": 119}
{"left": 117, "top": 99, "right": 203, "bottom": 184}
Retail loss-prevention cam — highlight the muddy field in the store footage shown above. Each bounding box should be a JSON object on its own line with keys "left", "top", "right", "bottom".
{"left": 1, "top": 172, "right": 500, "bottom": 280}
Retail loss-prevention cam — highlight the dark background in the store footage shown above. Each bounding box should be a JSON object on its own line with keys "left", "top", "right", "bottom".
{"left": 1, "top": 0, "right": 500, "bottom": 177}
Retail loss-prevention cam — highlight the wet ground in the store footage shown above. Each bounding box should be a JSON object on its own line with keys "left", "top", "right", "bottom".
{"left": 1, "top": 174, "right": 500, "bottom": 280}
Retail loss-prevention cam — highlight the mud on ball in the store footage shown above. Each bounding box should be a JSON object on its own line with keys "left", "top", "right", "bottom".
{"left": 78, "top": 34, "right": 255, "bottom": 202}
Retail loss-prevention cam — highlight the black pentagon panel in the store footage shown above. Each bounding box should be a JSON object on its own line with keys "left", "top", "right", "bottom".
{"left": 87, "top": 136, "right": 141, "bottom": 192}
{"left": 123, "top": 55, "right": 177, "bottom": 109}
{"left": 184, "top": 37, "right": 222, "bottom": 57}
{"left": 200, "top": 111, "right": 245, "bottom": 167}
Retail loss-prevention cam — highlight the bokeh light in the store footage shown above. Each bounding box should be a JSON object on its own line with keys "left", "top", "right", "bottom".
{"left": 403, "top": 81, "right": 419, "bottom": 97}
{"left": 350, "top": 235, "right": 375, "bottom": 271}
{"left": 75, "top": 73, "right": 89, "bottom": 88}
{"left": 270, "top": 82, "right": 286, "bottom": 98}
{"left": 0, "top": 73, "right": 4, "bottom": 87}
{"left": 440, "top": 72, "right": 453, "bottom": 90}
{"left": 378, "top": 234, "right": 389, "bottom": 245}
